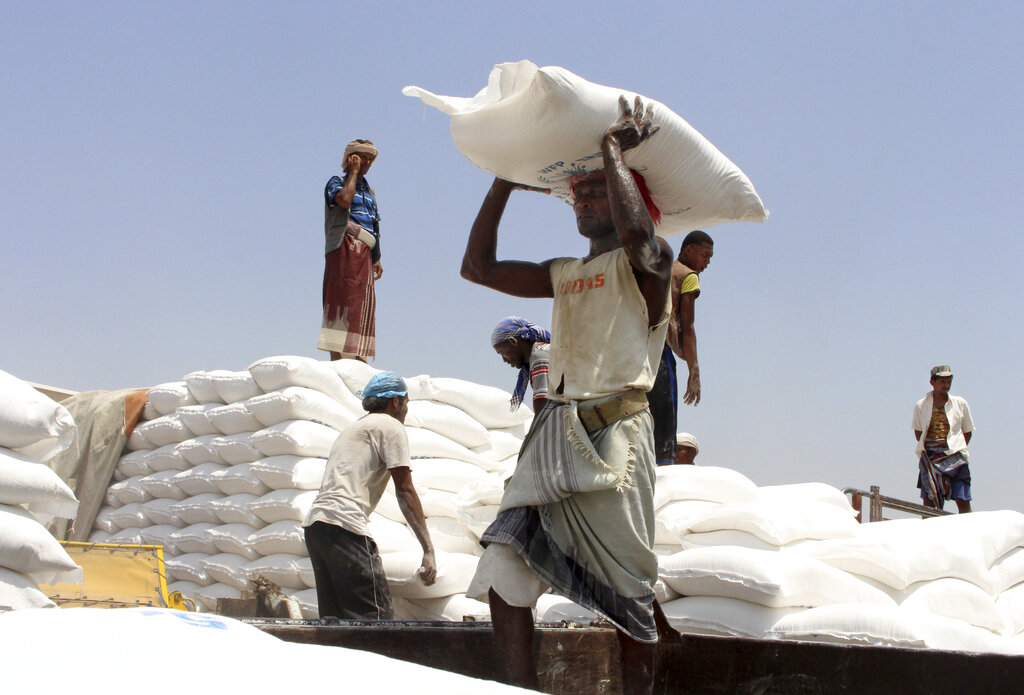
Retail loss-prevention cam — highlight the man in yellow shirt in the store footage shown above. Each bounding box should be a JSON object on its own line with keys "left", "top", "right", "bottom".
{"left": 649, "top": 230, "right": 714, "bottom": 465}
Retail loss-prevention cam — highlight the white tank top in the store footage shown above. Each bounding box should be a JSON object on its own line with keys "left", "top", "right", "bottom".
{"left": 547, "top": 248, "right": 670, "bottom": 401}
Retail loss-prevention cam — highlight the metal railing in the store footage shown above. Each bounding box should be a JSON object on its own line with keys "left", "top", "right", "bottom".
{"left": 843, "top": 485, "right": 951, "bottom": 522}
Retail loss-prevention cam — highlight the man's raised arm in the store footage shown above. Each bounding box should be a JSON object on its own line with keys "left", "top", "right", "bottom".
{"left": 461, "top": 178, "right": 554, "bottom": 298}
{"left": 602, "top": 96, "right": 674, "bottom": 322}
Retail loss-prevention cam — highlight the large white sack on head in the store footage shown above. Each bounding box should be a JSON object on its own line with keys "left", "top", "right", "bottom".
{"left": 251, "top": 420, "right": 339, "bottom": 458}
{"left": 900, "top": 578, "right": 1009, "bottom": 635}
{"left": 0, "top": 504, "right": 80, "bottom": 582}
{"left": 406, "top": 593, "right": 491, "bottom": 622}
{"left": 423, "top": 377, "right": 532, "bottom": 430}
{"left": 145, "top": 381, "right": 196, "bottom": 416}
{"left": 169, "top": 493, "right": 225, "bottom": 525}
{"left": 209, "top": 371, "right": 262, "bottom": 404}
{"left": 535, "top": 594, "right": 598, "bottom": 623}
{"left": 164, "top": 553, "right": 214, "bottom": 586}
{"left": 386, "top": 550, "right": 479, "bottom": 600}
{"left": 0, "top": 446, "right": 78, "bottom": 519}
{"left": 208, "top": 523, "right": 261, "bottom": 560}
{"left": 251, "top": 489, "right": 316, "bottom": 525}
{"left": 247, "top": 355, "right": 353, "bottom": 404}
{"left": 170, "top": 523, "right": 218, "bottom": 554}
{"left": 249, "top": 455, "right": 327, "bottom": 491}
{"left": 654, "top": 466, "right": 758, "bottom": 508}
{"left": 210, "top": 462, "right": 271, "bottom": 497}
{"left": 403, "top": 60, "right": 767, "bottom": 236}
{"left": 201, "top": 553, "right": 255, "bottom": 592}
{"left": 249, "top": 520, "right": 306, "bottom": 556}
{"left": 406, "top": 400, "right": 491, "bottom": 450}
{"left": 245, "top": 386, "right": 360, "bottom": 431}
{"left": 209, "top": 493, "right": 263, "bottom": 527}
{"left": 244, "top": 553, "right": 308, "bottom": 590}
{"left": 407, "top": 428, "right": 499, "bottom": 471}
{"left": 184, "top": 370, "right": 229, "bottom": 404}
{"left": 0, "top": 607, "right": 536, "bottom": 692}
{"left": 992, "top": 547, "right": 1024, "bottom": 595}
{"left": 0, "top": 567, "right": 57, "bottom": 610}
{"left": 659, "top": 546, "right": 895, "bottom": 609}
{"left": 173, "top": 463, "right": 228, "bottom": 497}
{"left": 0, "top": 369, "right": 76, "bottom": 461}
{"left": 207, "top": 402, "right": 261, "bottom": 436}
{"left": 755, "top": 483, "right": 857, "bottom": 515}
{"left": 661, "top": 595, "right": 799, "bottom": 638}
{"left": 209, "top": 433, "right": 261, "bottom": 465}
{"left": 175, "top": 404, "right": 222, "bottom": 437}
{"left": 685, "top": 500, "right": 860, "bottom": 546}
{"left": 133, "top": 413, "right": 191, "bottom": 448}
{"left": 411, "top": 458, "right": 493, "bottom": 493}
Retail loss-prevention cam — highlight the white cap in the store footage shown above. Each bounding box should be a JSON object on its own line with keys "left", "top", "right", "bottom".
{"left": 676, "top": 432, "right": 699, "bottom": 453}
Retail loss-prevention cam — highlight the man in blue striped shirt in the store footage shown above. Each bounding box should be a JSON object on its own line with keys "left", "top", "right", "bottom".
{"left": 319, "top": 139, "right": 383, "bottom": 361}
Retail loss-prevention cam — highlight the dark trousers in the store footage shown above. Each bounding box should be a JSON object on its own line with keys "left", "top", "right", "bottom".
{"left": 303, "top": 521, "right": 393, "bottom": 620}
{"left": 648, "top": 344, "right": 678, "bottom": 466}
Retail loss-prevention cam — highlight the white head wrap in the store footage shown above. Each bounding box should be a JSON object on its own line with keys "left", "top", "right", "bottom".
{"left": 676, "top": 432, "right": 699, "bottom": 453}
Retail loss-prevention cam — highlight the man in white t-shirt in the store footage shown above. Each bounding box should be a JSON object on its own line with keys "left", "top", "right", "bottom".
{"left": 913, "top": 364, "right": 975, "bottom": 513}
{"left": 302, "top": 371, "right": 435, "bottom": 619}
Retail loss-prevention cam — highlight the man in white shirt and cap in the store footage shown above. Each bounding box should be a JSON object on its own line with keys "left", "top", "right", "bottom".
{"left": 913, "top": 364, "right": 975, "bottom": 513}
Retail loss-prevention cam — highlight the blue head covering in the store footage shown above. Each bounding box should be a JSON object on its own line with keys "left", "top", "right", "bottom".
{"left": 358, "top": 371, "right": 408, "bottom": 400}
{"left": 490, "top": 316, "right": 551, "bottom": 411}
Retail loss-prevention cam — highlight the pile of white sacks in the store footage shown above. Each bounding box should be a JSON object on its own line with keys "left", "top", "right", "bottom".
{"left": 0, "top": 369, "right": 81, "bottom": 610}
{"left": 89, "top": 356, "right": 1024, "bottom": 655}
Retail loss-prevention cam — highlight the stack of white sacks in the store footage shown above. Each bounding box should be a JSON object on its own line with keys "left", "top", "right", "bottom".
{"left": 0, "top": 369, "right": 81, "bottom": 610}
{"left": 92, "top": 356, "right": 1024, "bottom": 654}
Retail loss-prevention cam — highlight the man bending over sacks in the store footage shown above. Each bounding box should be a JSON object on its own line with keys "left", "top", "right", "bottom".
{"left": 302, "top": 372, "right": 436, "bottom": 619}
{"left": 461, "top": 96, "right": 678, "bottom": 694}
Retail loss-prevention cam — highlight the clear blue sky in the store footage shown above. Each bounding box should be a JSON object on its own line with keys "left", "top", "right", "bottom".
{"left": 2, "top": 3, "right": 1022, "bottom": 510}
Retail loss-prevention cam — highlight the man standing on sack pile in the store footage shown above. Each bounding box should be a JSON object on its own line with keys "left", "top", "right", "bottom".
{"left": 648, "top": 230, "right": 714, "bottom": 465}
{"left": 491, "top": 316, "right": 551, "bottom": 413}
{"left": 913, "top": 364, "right": 975, "bottom": 513}
{"left": 461, "top": 96, "right": 678, "bottom": 694}
{"left": 319, "top": 139, "right": 383, "bottom": 362}
{"left": 302, "top": 371, "right": 436, "bottom": 619}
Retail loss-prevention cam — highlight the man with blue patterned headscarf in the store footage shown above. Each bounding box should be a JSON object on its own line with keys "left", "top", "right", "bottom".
{"left": 491, "top": 316, "right": 551, "bottom": 412}
{"left": 302, "top": 371, "right": 436, "bottom": 619}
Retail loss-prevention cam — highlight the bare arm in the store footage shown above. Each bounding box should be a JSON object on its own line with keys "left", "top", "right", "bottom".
{"left": 602, "top": 96, "right": 674, "bottom": 322}
{"left": 964, "top": 431, "right": 972, "bottom": 446}
{"left": 332, "top": 154, "right": 363, "bottom": 209}
{"left": 391, "top": 466, "right": 436, "bottom": 585}
{"left": 914, "top": 430, "right": 922, "bottom": 442}
{"left": 677, "top": 291, "right": 700, "bottom": 405}
{"left": 461, "top": 178, "right": 554, "bottom": 298}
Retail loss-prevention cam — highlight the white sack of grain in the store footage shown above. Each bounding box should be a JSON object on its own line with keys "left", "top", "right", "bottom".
{"left": 116, "top": 449, "right": 154, "bottom": 478}
{"left": 405, "top": 400, "right": 491, "bottom": 450}
{"left": 684, "top": 501, "right": 860, "bottom": 546}
{"left": 426, "top": 517, "right": 481, "bottom": 555}
{"left": 411, "top": 458, "right": 493, "bottom": 493}
{"left": 209, "top": 433, "right": 261, "bottom": 465}
{"left": 201, "top": 553, "right": 255, "bottom": 592}
{"left": 0, "top": 369, "right": 76, "bottom": 462}
{"left": 165, "top": 553, "right": 214, "bottom": 586}
{"left": 992, "top": 547, "right": 1024, "bottom": 595}
{"left": 248, "top": 356, "right": 353, "bottom": 406}
{"left": 535, "top": 594, "right": 597, "bottom": 623}
{"left": 141, "top": 497, "right": 185, "bottom": 527}
{"left": 210, "top": 493, "right": 263, "bottom": 527}
{"left": 249, "top": 455, "right": 327, "bottom": 491}
{"left": 173, "top": 463, "right": 228, "bottom": 496}
{"left": 245, "top": 386, "right": 359, "bottom": 431}
{"left": 208, "top": 402, "right": 261, "bottom": 436}
{"left": 176, "top": 435, "right": 223, "bottom": 466}
{"left": 146, "top": 444, "right": 189, "bottom": 472}
{"left": 145, "top": 381, "right": 197, "bottom": 416}
{"left": 244, "top": 553, "right": 309, "bottom": 591}
{"left": 659, "top": 546, "right": 895, "bottom": 609}
{"left": 403, "top": 60, "right": 767, "bottom": 236}
{"left": 385, "top": 550, "right": 478, "bottom": 600}
{"left": 899, "top": 578, "right": 1009, "bottom": 635}
{"left": 209, "top": 523, "right": 262, "bottom": 560}
{"left": 210, "top": 462, "right": 271, "bottom": 497}
{"left": 0, "top": 567, "right": 57, "bottom": 610}
{"left": 406, "top": 594, "right": 491, "bottom": 621}
{"left": 170, "top": 523, "right": 219, "bottom": 554}
{"left": 107, "top": 502, "right": 147, "bottom": 530}
{"left": 139, "top": 524, "right": 180, "bottom": 553}
{"left": 170, "top": 493, "right": 225, "bottom": 525}
{"left": 106, "top": 475, "right": 152, "bottom": 506}
{"left": 661, "top": 596, "right": 800, "bottom": 639}
{"left": 0, "top": 446, "right": 78, "bottom": 519}
{"left": 133, "top": 413, "right": 191, "bottom": 448}
{"left": 654, "top": 466, "right": 758, "bottom": 508}
{"left": 249, "top": 520, "right": 306, "bottom": 556}
{"left": 0, "top": 504, "right": 80, "bottom": 583}
{"left": 209, "top": 371, "right": 263, "bottom": 404}
{"left": 406, "top": 428, "right": 497, "bottom": 471}
{"left": 184, "top": 370, "right": 229, "bottom": 404}
{"left": 176, "top": 404, "right": 222, "bottom": 437}
{"left": 251, "top": 420, "right": 339, "bottom": 458}
{"left": 251, "top": 489, "right": 316, "bottom": 525}
{"left": 754, "top": 482, "right": 857, "bottom": 514}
